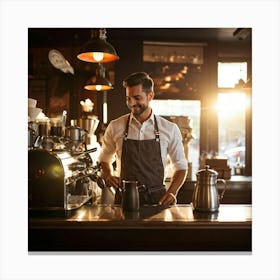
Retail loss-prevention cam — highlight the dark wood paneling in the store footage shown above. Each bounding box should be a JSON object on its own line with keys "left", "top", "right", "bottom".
{"left": 29, "top": 227, "right": 251, "bottom": 251}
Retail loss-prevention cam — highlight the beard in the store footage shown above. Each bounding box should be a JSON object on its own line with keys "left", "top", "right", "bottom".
{"left": 128, "top": 103, "right": 149, "bottom": 117}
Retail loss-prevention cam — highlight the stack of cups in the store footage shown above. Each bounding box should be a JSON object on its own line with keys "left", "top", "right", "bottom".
{"left": 28, "top": 98, "right": 42, "bottom": 122}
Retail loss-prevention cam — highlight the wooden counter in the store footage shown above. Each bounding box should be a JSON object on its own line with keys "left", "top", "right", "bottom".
{"left": 29, "top": 204, "right": 251, "bottom": 252}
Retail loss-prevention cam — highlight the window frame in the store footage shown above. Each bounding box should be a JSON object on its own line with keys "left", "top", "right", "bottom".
{"left": 217, "top": 59, "right": 252, "bottom": 176}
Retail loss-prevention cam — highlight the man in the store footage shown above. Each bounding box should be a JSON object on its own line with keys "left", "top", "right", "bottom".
{"left": 98, "top": 72, "right": 187, "bottom": 205}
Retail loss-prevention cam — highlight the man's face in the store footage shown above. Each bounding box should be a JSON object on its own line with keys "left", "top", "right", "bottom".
{"left": 126, "top": 84, "right": 154, "bottom": 117}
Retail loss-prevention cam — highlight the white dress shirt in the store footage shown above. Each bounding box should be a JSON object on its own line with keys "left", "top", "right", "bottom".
{"left": 98, "top": 111, "right": 188, "bottom": 177}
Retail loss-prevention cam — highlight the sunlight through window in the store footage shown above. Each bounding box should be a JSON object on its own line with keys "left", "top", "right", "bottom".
{"left": 218, "top": 93, "right": 246, "bottom": 172}
{"left": 218, "top": 62, "right": 247, "bottom": 88}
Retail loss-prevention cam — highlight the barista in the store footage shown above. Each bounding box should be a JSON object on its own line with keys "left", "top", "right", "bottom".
{"left": 98, "top": 72, "right": 187, "bottom": 205}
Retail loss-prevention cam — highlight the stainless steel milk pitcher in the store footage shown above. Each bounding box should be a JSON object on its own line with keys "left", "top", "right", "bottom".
{"left": 192, "top": 165, "right": 227, "bottom": 212}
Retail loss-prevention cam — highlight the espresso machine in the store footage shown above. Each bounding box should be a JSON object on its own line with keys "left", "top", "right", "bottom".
{"left": 28, "top": 112, "right": 105, "bottom": 213}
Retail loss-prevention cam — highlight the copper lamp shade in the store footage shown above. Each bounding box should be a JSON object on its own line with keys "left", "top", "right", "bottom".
{"left": 84, "top": 76, "right": 113, "bottom": 91}
{"left": 77, "top": 28, "right": 119, "bottom": 63}
{"left": 84, "top": 63, "right": 113, "bottom": 91}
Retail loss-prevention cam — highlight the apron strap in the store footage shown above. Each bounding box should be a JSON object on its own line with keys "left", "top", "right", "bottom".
{"left": 153, "top": 115, "right": 160, "bottom": 142}
{"left": 124, "top": 115, "right": 130, "bottom": 141}
{"left": 124, "top": 114, "right": 160, "bottom": 141}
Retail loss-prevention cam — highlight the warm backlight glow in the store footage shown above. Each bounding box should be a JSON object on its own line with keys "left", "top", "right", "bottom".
{"left": 217, "top": 92, "right": 246, "bottom": 118}
{"left": 93, "top": 52, "right": 104, "bottom": 62}
{"left": 218, "top": 62, "right": 247, "bottom": 88}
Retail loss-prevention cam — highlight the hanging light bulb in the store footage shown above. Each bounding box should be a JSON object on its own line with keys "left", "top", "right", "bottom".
{"left": 84, "top": 63, "right": 113, "bottom": 91}
{"left": 77, "top": 28, "right": 119, "bottom": 63}
{"left": 92, "top": 52, "right": 104, "bottom": 62}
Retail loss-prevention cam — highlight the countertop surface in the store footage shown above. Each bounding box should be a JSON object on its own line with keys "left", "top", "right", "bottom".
{"left": 29, "top": 204, "right": 252, "bottom": 251}
{"left": 29, "top": 204, "right": 251, "bottom": 228}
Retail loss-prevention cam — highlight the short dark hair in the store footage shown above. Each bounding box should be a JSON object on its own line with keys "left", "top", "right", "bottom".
{"left": 123, "top": 72, "right": 154, "bottom": 94}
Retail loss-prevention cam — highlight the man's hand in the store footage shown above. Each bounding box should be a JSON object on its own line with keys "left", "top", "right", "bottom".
{"left": 100, "top": 162, "right": 121, "bottom": 189}
{"left": 158, "top": 169, "right": 187, "bottom": 205}
{"left": 159, "top": 192, "right": 177, "bottom": 205}
{"left": 104, "top": 174, "right": 120, "bottom": 189}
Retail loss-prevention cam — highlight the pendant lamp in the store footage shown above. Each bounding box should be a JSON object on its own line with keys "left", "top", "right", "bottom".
{"left": 84, "top": 63, "right": 113, "bottom": 91}
{"left": 77, "top": 28, "right": 119, "bottom": 63}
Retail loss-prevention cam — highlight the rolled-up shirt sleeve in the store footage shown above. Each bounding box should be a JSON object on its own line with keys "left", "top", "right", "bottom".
{"left": 98, "top": 123, "right": 116, "bottom": 165}
{"left": 168, "top": 124, "right": 188, "bottom": 171}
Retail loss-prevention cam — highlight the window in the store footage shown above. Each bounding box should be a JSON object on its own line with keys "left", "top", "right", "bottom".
{"left": 217, "top": 62, "right": 249, "bottom": 175}
{"left": 143, "top": 41, "right": 204, "bottom": 179}
{"left": 217, "top": 92, "right": 246, "bottom": 170}
{"left": 218, "top": 62, "right": 247, "bottom": 88}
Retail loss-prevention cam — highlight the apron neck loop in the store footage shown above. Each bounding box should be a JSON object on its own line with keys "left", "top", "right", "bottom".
{"left": 124, "top": 114, "right": 160, "bottom": 141}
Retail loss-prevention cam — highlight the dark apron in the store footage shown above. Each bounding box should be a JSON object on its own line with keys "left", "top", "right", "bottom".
{"left": 115, "top": 115, "right": 166, "bottom": 205}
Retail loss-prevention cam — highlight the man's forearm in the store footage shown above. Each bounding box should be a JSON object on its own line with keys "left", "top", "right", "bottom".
{"left": 100, "top": 162, "right": 113, "bottom": 180}
{"left": 159, "top": 169, "right": 187, "bottom": 205}
{"left": 168, "top": 169, "right": 187, "bottom": 196}
{"left": 100, "top": 161, "right": 120, "bottom": 188}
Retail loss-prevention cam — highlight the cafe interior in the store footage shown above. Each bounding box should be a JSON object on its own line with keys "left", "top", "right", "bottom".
{"left": 28, "top": 28, "right": 252, "bottom": 251}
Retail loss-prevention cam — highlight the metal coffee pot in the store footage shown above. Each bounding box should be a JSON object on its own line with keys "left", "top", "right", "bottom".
{"left": 192, "top": 165, "right": 227, "bottom": 212}
{"left": 65, "top": 126, "right": 87, "bottom": 142}
{"left": 121, "top": 180, "right": 140, "bottom": 212}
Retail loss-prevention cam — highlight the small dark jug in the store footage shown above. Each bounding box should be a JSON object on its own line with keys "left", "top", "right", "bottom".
{"left": 122, "top": 180, "right": 140, "bottom": 212}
